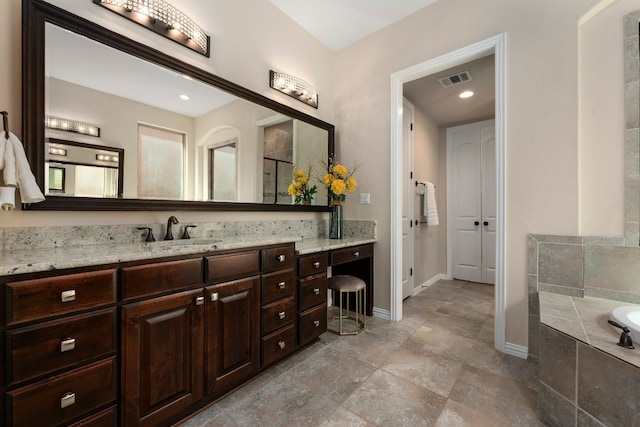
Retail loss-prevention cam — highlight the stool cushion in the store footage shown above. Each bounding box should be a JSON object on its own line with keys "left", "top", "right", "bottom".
{"left": 328, "top": 275, "right": 366, "bottom": 292}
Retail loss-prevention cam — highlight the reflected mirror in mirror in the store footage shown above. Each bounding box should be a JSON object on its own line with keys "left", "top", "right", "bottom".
{"left": 45, "top": 138, "right": 124, "bottom": 198}
{"left": 42, "top": 19, "right": 331, "bottom": 207}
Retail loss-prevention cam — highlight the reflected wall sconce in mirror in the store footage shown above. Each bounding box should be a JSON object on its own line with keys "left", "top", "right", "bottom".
{"left": 96, "top": 153, "right": 119, "bottom": 163}
{"left": 93, "top": 0, "right": 211, "bottom": 57}
{"left": 269, "top": 70, "right": 318, "bottom": 109}
{"left": 45, "top": 116, "right": 101, "bottom": 137}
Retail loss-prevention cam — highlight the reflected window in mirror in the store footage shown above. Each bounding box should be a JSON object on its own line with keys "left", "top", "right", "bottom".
{"left": 209, "top": 141, "right": 237, "bottom": 201}
{"left": 138, "top": 124, "right": 185, "bottom": 200}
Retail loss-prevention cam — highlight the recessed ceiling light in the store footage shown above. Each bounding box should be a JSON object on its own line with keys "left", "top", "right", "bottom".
{"left": 180, "top": 94, "right": 190, "bottom": 101}
{"left": 459, "top": 90, "right": 474, "bottom": 99}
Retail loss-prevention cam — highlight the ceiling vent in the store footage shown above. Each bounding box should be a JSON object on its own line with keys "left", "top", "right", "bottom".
{"left": 438, "top": 71, "right": 472, "bottom": 88}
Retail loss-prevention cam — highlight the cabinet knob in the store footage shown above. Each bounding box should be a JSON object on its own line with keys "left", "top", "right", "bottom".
{"left": 313, "top": 261, "right": 320, "bottom": 268}
{"left": 211, "top": 292, "right": 219, "bottom": 302}
{"left": 314, "top": 320, "right": 320, "bottom": 327}
{"left": 353, "top": 251, "right": 360, "bottom": 257}
{"left": 313, "top": 288, "right": 320, "bottom": 295}
{"left": 278, "top": 311, "right": 286, "bottom": 320}
{"left": 60, "top": 338, "right": 76, "bottom": 353}
{"left": 484, "top": 221, "right": 489, "bottom": 226}
{"left": 60, "top": 392, "right": 76, "bottom": 409}
{"left": 278, "top": 281, "right": 286, "bottom": 290}
{"left": 61, "top": 290, "right": 76, "bottom": 303}
{"left": 276, "top": 254, "right": 286, "bottom": 262}
{"left": 196, "top": 296, "right": 205, "bottom": 306}
{"left": 278, "top": 340, "right": 286, "bottom": 350}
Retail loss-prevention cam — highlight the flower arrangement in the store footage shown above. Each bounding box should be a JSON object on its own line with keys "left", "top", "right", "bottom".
{"left": 287, "top": 166, "right": 317, "bottom": 205}
{"left": 321, "top": 157, "right": 359, "bottom": 204}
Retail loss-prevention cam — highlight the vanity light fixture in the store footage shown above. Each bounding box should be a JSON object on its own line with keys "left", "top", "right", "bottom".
{"left": 94, "top": 0, "right": 211, "bottom": 57}
{"left": 269, "top": 70, "right": 318, "bottom": 109}
{"left": 48, "top": 147, "right": 67, "bottom": 157}
{"left": 96, "top": 153, "right": 119, "bottom": 163}
{"left": 459, "top": 90, "right": 474, "bottom": 99}
{"left": 45, "top": 116, "right": 101, "bottom": 137}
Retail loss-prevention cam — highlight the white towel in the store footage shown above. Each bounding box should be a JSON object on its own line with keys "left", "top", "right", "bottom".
{"left": 2, "top": 132, "right": 45, "bottom": 203}
{"left": 423, "top": 181, "right": 439, "bottom": 226}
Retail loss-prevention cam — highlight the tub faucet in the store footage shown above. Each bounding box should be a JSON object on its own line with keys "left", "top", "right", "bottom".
{"left": 608, "top": 320, "right": 635, "bottom": 349}
{"left": 164, "top": 216, "right": 179, "bottom": 240}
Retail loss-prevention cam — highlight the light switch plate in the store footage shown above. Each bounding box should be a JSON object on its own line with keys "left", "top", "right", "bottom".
{"left": 359, "top": 192, "right": 370, "bottom": 204}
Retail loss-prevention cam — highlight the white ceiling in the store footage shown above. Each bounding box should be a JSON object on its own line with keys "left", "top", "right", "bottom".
{"left": 269, "top": 0, "right": 441, "bottom": 51}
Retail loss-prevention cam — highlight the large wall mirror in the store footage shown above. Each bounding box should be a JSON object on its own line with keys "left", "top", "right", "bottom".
{"left": 23, "top": 0, "right": 334, "bottom": 211}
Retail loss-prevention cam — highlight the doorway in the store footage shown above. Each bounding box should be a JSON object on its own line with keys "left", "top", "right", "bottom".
{"left": 390, "top": 33, "right": 507, "bottom": 353}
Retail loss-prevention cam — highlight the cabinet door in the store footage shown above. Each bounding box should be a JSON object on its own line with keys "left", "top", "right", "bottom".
{"left": 205, "top": 276, "right": 260, "bottom": 396}
{"left": 122, "top": 289, "right": 204, "bottom": 427}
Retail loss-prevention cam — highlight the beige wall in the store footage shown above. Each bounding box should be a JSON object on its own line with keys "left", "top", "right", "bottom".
{"left": 334, "top": 0, "right": 603, "bottom": 346}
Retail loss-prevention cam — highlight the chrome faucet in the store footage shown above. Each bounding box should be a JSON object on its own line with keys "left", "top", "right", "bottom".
{"left": 164, "top": 216, "right": 179, "bottom": 240}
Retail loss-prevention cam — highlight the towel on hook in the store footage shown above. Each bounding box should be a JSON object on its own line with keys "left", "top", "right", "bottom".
{"left": 423, "top": 181, "right": 439, "bottom": 226}
{"left": 2, "top": 131, "right": 45, "bottom": 203}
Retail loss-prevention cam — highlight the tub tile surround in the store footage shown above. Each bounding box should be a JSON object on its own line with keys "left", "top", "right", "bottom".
{"left": 0, "top": 219, "right": 376, "bottom": 275}
{"left": 530, "top": 234, "right": 640, "bottom": 426}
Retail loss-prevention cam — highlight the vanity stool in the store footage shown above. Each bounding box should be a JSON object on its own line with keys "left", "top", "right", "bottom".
{"left": 328, "top": 275, "right": 366, "bottom": 335}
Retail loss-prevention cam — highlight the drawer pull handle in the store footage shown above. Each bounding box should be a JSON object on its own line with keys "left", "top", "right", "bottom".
{"left": 314, "top": 320, "right": 320, "bottom": 327}
{"left": 353, "top": 251, "right": 360, "bottom": 257}
{"left": 278, "top": 281, "right": 286, "bottom": 290}
{"left": 313, "top": 288, "right": 320, "bottom": 295}
{"left": 276, "top": 254, "right": 286, "bottom": 262}
{"left": 313, "top": 261, "right": 320, "bottom": 268}
{"left": 278, "top": 340, "right": 286, "bottom": 350}
{"left": 61, "top": 290, "right": 76, "bottom": 303}
{"left": 60, "top": 338, "right": 76, "bottom": 352}
{"left": 196, "top": 296, "right": 205, "bottom": 306}
{"left": 211, "top": 292, "right": 219, "bottom": 302}
{"left": 278, "top": 311, "right": 286, "bottom": 320}
{"left": 61, "top": 392, "right": 76, "bottom": 409}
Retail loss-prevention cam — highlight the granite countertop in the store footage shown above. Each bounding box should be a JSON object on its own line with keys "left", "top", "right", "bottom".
{"left": 539, "top": 292, "right": 640, "bottom": 368}
{"left": 0, "top": 235, "right": 377, "bottom": 276}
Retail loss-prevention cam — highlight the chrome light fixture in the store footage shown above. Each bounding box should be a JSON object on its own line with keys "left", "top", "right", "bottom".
{"left": 269, "top": 70, "right": 318, "bottom": 109}
{"left": 45, "top": 116, "right": 101, "bottom": 137}
{"left": 94, "top": 0, "right": 210, "bottom": 57}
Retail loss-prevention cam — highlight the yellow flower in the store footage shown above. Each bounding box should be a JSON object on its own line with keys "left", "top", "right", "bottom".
{"left": 287, "top": 183, "right": 297, "bottom": 196}
{"left": 299, "top": 175, "right": 308, "bottom": 185}
{"left": 294, "top": 169, "right": 306, "bottom": 179}
{"left": 294, "top": 182, "right": 302, "bottom": 191}
{"left": 331, "top": 179, "right": 346, "bottom": 195}
{"left": 346, "top": 177, "right": 357, "bottom": 192}
{"left": 332, "top": 164, "right": 348, "bottom": 179}
{"left": 323, "top": 174, "right": 332, "bottom": 187}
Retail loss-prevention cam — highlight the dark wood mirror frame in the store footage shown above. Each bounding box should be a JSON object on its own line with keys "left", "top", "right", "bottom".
{"left": 22, "top": 0, "right": 334, "bottom": 212}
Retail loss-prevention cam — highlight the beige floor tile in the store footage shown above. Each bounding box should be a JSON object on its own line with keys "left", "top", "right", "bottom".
{"left": 319, "top": 406, "right": 375, "bottom": 427}
{"left": 403, "top": 324, "right": 476, "bottom": 363}
{"left": 434, "top": 399, "right": 519, "bottom": 427}
{"left": 329, "top": 329, "right": 402, "bottom": 368}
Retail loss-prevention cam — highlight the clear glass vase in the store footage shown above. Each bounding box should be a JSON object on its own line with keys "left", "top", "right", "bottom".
{"left": 329, "top": 202, "right": 343, "bottom": 239}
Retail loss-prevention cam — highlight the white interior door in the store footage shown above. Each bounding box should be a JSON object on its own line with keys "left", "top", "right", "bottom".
{"left": 448, "top": 119, "right": 495, "bottom": 284}
{"left": 402, "top": 99, "right": 415, "bottom": 299}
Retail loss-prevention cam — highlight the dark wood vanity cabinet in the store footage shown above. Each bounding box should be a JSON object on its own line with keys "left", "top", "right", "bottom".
{"left": 297, "top": 252, "right": 328, "bottom": 347}
{"left": 3, "top": 268, "right": 118, "bottom": 426}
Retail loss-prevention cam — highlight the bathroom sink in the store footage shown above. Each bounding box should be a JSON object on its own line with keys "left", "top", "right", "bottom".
{"left": 610, "top": 305, "right": 640, "bottom": 343}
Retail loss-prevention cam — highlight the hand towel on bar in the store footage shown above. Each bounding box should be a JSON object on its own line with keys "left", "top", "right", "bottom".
{"left": 2, "top": 132, "right": 45, "bottom": 203}
{"left": 423, "top": 181, "right": 439, "bottom": 226}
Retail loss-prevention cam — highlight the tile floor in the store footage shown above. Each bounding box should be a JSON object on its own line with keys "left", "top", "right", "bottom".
{"left": 179, "top": 279, "right": 543, "bottom": 426}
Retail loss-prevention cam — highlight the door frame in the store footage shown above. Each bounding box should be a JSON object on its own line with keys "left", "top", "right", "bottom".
{"left": 390, "top": 33, "right": 507, "bottom": 353}
{"left": 402, "top": 98, "right": 415, "bottom": 299}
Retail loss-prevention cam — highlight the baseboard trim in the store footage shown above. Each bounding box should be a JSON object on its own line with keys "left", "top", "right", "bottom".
{"left": 372, "top": 307, "right": 391, "bottom": 320}
{"left": 504, "top": 342, "right": 528, "bottom": 359}
{"left": 413, "top": 274, "right": 448, "bottom": 296}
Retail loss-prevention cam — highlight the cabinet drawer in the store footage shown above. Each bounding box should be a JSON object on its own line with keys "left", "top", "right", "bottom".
{"left": 261, "top": 323, "right": 296, "bottom": 366}
{"left": 7, "top": 357, "right": 116, "bottom": 427}
{"left": 298, "top": 252, "right": 328, "bottom": 278}
{"left": 330, "top": 244, "right": 373, "bottom": 266}
{"left": 206, "top": 250, "right": 260, "bottom": 284}
{"left": 7, "top": 308, "right": 116, "bottom": 385}
{"left": 261, "top": 245, "right": 295, "bottom": 273}
{"left": 261, "top": 269, "right": 295, "bottom": 305}
{"left": 121, "top": 258, "right": 203, "bottom": 300}
{"left": 261, "top": 296, "right": 295, "bottom": 335}
{"left": 6, "top": 269, "right": 116, "bottom": 326}
{"left": 299, "top": 304, "right": 327, "bottom": 347}
{"left": 298, "top": 273, "right": 327, "bottom": 312}
{"left": 68, "top": 405, "right": 117, "bottom": 427}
